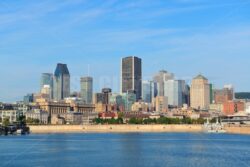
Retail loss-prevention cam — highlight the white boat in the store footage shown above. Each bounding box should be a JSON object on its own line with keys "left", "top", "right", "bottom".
{"left": 203, "top": 118, "right": 226, "bottom": 134}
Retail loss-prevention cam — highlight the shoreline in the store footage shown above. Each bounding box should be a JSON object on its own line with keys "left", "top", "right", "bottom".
{"left": 29, "top": 125, "right": 250, "bottom": 135}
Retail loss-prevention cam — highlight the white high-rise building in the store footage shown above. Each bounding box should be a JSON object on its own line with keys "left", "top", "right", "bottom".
{"left": 153, "top": 70, "right": 174, "bottom": 96}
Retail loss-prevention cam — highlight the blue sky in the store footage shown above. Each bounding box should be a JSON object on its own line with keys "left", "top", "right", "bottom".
{"left": 0, "top": 0, "right": 250, "bottom": 102}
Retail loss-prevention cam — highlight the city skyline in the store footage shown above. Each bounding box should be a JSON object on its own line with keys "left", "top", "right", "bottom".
{"left": 1, "top": 1, "right": 250, "bottom": 166}
{"left": 0, "top": 0, "right": 250, "bottom": 102}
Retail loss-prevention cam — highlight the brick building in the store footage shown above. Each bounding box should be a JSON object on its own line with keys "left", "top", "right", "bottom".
{"left": 223, "top": 101, "right": 245, "bottom": 115}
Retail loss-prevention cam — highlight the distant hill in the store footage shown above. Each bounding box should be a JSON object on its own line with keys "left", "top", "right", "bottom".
{"left": 235, "top": 92, "right": 250, "bottom": 99}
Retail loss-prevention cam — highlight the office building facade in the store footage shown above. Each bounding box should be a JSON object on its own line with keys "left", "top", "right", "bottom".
{"left": 40, "top": 73, "right": 53, "bottom": 91}
{"left": 190, "top": 75, "right": 210, "bottom": 110}
{"left": 153, "top": 70, "right": 174, "bottom": 96}
{"left": 142, "top": 80, "right": 157, "bottom": 103}
{"left": 80, "top": 77, "right": 93, "bottom": 104}
{"left": 164, "top": 80, "right": 186, "bottom": 107}
{"left": 53, "top": 63, "right": 70, "bottom": 101}
{"left": 121, "top": 56, "right": 142, "bottom": 100}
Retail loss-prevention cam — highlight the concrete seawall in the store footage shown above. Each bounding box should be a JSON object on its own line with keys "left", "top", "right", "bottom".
{"left": 29, "top": 125, "right": 250, "bottom": 135}
{"left": 29, "top": 125, "right": 203, "bottom": 133}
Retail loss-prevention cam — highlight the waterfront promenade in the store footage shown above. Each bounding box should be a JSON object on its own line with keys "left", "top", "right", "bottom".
{"left": 29, "top": 125, "right": 250, "bottom": 135}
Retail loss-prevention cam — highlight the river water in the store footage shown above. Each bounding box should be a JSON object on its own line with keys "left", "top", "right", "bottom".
{"left": 0, "top": 133, "right": 250, "bottom": 167}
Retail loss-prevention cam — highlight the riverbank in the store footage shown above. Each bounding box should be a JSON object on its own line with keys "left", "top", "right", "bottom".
{"left": 224, "top": 125, "right": 250, "bottom": 135}
{"left": 29, "top": 125, "right": 250, "bottom": 135}
{"left": 30, "top": 125, "right": 203, "bottom": 133}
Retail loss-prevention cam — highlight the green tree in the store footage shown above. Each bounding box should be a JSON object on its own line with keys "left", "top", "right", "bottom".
{"left": 17, "top": 115, "right": 26, "bottom": 125}
{"left": 182, "top": 117, "right": 192, "bottom": 124}
{"left": 210, "top": 118, "right": 217, "bottom": 123}
{"left": 197, "top": 118, "right": 205, "bottom": 124}
{"left": 2, "top": 117, "right": 10, "bottom": 127}
{"left": 118, "top": 112, "right": 124, "bottom": 119}
{"left": 33, "top": 119, "right": 40, "bottom": 124}
{"left": 26, "top": 118, "right": 40, "bottom": 125}
{"left": 128, "top": 118, "right": 138, "bottom": 124}
{"left": 117, "top": 117, "right": 124, "bottom": 124}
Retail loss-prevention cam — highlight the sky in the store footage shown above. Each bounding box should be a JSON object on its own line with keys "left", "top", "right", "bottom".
{"left": 0, "top": 0, "right": 250, "bottom": 102}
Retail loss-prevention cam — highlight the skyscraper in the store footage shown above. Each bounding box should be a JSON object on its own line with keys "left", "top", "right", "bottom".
{"left": 121, "top": 56, "right": 142, "bottom": 100}
{"left": 164, "top": 80, "right": 185, "bottom": 107}
{"left": 142, "top": 80, "right": 157, "bottom": 103}
{"left": 53, "top": 63, "right": 70, "bottom": 101}
{"left": 142, "top": 81, "right": 151, "bottom": 103}
{"left": 190, "top": 74, "right": 210, "bottom": 110}
{"left": 80, "top": 77, "right": 93, "bottom": 104}
{"left": 153, "top": 70, "right": 174, "bottom": 96}
{"left": 40, "top": 73, "right": 53, "bottom": 94}
{"left": 40, "top": 73, "right": 53, "bottom": 99}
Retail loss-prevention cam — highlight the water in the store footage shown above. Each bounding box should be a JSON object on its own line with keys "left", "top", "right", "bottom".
{"left": 0, "top": 133, "right": 250, "bottom": 167}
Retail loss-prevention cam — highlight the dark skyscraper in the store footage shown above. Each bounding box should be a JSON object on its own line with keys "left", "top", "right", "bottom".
{"left": 53, "top": 63, "right": 70, "bottom": 101}
{"left": 121, "top": 56, "right": 142, "bottom": 100}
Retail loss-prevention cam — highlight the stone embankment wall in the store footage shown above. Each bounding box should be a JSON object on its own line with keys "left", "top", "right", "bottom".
{"left": 29, "top": 125, "right": 250, "bottom": 135}
{"left": 30, "top": 125, "right": 203, "bottom": 133}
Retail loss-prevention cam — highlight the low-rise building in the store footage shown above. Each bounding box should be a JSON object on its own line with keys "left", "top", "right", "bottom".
{"left": 37, "top": 101, "right": 95, "bottom": 117}
{"left": 0, "top": 110, "right": 22, "bottom": 123}
{"left": 99, "top": 112, "right": 118, "bottom": 119}
{"left": 51, "top": 114, "right": 65, "bottom": 125}
{"left": 82, "top": 112, "right": 98, "bottom": 124}
{"left": 122, "top": 112, "right": 150, "bottom": 122}
{"left": 153, "top": 96, "right": 168, "bottom": 112}
{"left": 199, "top": 112, "right": 211, "bottom": 120}
{"left": 95, "top": 103, "right": 107, "bottom": 113}
{"left": 209, "top": 104, "right": 223, "bottom": 112}
{"left": 131, "top": 102, "right": 150, "bottom": 112}
{"left": 223, "top": 101, "right": 245, "bottom": 115}
{"left": 64, "top": 112, "right": 83, "bottom": 125}
{"left": 245, "top": 102, "right": 250, "bottom": 114}
{"left": 221, "top": 114, "right": 250, "bottom": 125}
{"left": 25, "top": 109, "right": 49, "bottom": 124}
{"left": 189, "top": 112, "right": 200, "bottom": 119}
